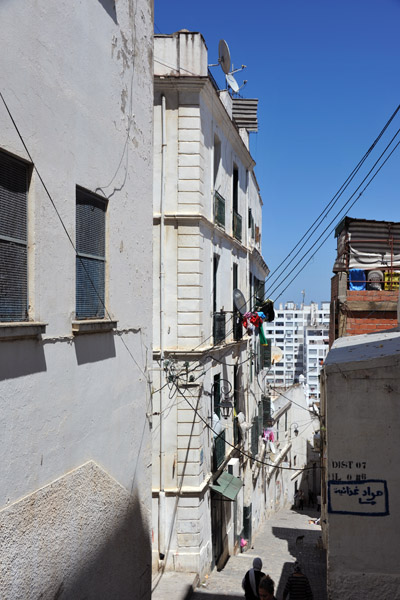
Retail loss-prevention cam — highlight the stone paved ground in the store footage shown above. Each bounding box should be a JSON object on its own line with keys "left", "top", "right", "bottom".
{"left": 191, "top": 505, "right": 326, "bottom": 600}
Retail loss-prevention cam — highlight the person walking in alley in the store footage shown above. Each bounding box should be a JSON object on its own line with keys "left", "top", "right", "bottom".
{"left": 258, "top": 575, "right": 277, "bottom": 600}
{"left": 242, "top": 557, "right": 266, "bottom": 599}
{"left": 282, "top": 562, "right": 313, "bottom": 600}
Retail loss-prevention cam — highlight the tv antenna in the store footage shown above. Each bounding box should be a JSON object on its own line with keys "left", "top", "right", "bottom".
{"left": 209, "top": 39, "right": 248, "bottom": 94}
{"left": 209, "top": 39, "right": 231, "bottom": 74}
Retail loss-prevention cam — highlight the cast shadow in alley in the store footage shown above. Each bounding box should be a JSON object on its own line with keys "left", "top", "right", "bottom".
{"left": 290, "top": 505, "right": 321, "bottom": 519}
{"left": 191, "top": 593, "right": 243, "bottom": 600}
{"left": 272, "top": 526, "right": 327, "bottom": 600}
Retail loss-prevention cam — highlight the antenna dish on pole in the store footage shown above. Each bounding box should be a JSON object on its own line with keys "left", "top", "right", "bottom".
{"left": 218, "top": 39, "right": 231, "bottom": 74}
{"left": 226, "top": 72, "right": 239, "bottom": 93}
{"left": 233, "top": 288, "right": 247, "bottom": 315}
{"left": 271, "top": 346, "right": 283, "bottom": 364}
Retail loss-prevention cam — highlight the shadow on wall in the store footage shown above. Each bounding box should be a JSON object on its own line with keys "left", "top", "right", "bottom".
{"left": 0, "top": 462, "right": 151, "bottom": 600}
{"left": 0, "top": 339, "right": 47, "bottom": 381}
{"left": 97, "top": 0, "right": 118, "bottom": 23}
{"left": 74, "top": 331, "right": 116, "bottom": 365}
{"left": 63, "top": 495, "right": 151, "bottom": 599}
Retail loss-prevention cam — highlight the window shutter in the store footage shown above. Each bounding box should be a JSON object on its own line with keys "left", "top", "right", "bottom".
{"left": 76, "top": 188, "right": 106, "bottom": 319}
{"left": 0, "top": 152, "right": 28, "bottom": 321}
{"left": 251, "top": 415, "right": 259, "bottom": 457}
{"left": 261, "top": 395, "right": 271, "bottom": 428}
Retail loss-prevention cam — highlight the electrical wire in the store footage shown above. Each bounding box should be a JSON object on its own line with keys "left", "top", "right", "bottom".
{"left": 173, "top": 379, "right": 317, "bottom": 473}
{"left": 0, "top": 91, "right": 150, "bottom": 383}
{"left": 267, "top": 128, "right": 400, "bottom": 301}
{"left": 264, "top": 104, "right": 400, "bottom": 297}
{"left": 274, "top": 136, "right": 400, "bottom": 302}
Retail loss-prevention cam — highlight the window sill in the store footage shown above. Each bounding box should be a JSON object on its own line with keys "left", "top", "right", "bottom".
{"left": 72, "top": 319, "right": 117, "bottom": 335}
{"left": 0, "top": 322, "right": 47, "bottom": 341}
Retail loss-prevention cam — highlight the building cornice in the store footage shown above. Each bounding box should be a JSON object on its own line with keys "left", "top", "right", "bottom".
{"left": 153, "top": 338, "right": 248, "bottom": 361}
{"left": 154, "top": 211, "right": 254, "bottom": 256}
{"left": 154, "top": 75, "right": 255, "bottom": 171}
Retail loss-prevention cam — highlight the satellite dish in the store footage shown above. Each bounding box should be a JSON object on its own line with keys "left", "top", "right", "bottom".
{"left": 218, "top": 39, "right": 231, "bottom": 75}
{"left": 233, "top": 288, "right": 247, "bottom": 315}
{"left": 226, "top": 72, "right": 239, "bottom": 93}
{"left": 271, "top": 346, "right": 283, "bottom": 364}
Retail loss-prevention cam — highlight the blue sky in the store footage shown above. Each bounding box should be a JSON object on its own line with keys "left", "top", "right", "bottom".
{"left": 155, "top": 0, "right": 400, "bottom": 306}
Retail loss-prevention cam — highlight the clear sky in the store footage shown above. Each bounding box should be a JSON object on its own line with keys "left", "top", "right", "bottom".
{"left": 155, "top": 0, "right": 400, "bottom": 307}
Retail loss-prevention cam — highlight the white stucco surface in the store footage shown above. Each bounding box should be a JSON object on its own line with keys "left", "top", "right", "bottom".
{"left": 322, "top": 330, "right": 400, "bottom": 598}
{"left": 0, "top": 1, "right": 154, "bottom": 597}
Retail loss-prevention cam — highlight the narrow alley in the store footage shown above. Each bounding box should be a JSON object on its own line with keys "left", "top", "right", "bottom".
{"left": 153, "top": 505, "right": 326, "bottom": 600}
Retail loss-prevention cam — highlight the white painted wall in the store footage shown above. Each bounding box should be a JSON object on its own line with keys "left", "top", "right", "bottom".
{"left": 322, "top": 330, "right": 400, "bottom": 598}
{"left": 0, "top": 1, "right": 153, "bottom": 598}
{"left": 152, "top": 31, "right": 269, "bottom": 578}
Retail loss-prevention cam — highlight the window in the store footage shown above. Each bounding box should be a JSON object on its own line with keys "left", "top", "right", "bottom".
{"left": 213, "top": 373, "right": 221, "bottom": 416}
{"left": 0, "top": 151, "right": 29, "bottom": 321}
{"left": 213, "top": 135, "right": 221, "bottom": 188}
{"left": 76, "top": 187, "right": 107, "bottom": 319}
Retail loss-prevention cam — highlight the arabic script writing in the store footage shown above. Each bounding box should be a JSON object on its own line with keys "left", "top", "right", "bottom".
{"left": 328, "top": 480, "right": 389, "bottom": 516}
{"left": 333, "top": 484, "right": 384, "bottom": 505}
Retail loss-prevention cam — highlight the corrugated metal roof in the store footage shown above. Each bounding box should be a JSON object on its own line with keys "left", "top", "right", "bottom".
{"left": 232, "top": 98, "right": 258, "bottom": 132}
{"left": 333, "top": 217, "right": 400, "bottom": 271}
{"left": 335, "top": 217, "right": 400, "bottom": 238}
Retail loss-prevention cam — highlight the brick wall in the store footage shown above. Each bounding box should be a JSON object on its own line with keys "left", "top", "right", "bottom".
{"left": 335, "top": 289, "right": 399, "bottom": 340}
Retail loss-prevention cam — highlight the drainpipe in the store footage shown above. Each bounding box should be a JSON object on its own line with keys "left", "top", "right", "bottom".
{"left": 158, "top": 94, "right": 167, "bottom": 562}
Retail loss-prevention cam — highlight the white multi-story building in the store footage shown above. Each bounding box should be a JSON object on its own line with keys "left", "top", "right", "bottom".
{"left": 152, "top": 31, "right": 269, "bottom": 578}
{"left": 0, "top": 3, "right": 153, "bottom": 598}
{"left": 264, "top": 301, "right": 330, "bottom": 403}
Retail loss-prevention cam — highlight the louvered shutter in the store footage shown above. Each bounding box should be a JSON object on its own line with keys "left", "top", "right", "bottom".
{"left": 76, "top": 188, "right": 106, "bottom": 319}
{"left": 0, "top": 151, "right": 28, "bottom": 321}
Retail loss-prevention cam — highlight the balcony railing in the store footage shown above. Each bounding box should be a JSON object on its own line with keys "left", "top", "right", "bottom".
{"left": 213, "top": 312, "right": 226, "bottom": 345}
{"left": 233, "top": 210, "right": 242, "bottom": 241}
{"left": 214, "top": 191, "right": 225, "bottom": 228}
{"left": 213, "top": 430, "right": 226, "bottom": 471}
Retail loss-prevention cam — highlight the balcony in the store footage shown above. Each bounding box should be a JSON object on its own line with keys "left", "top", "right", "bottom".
{"left": 233, "top": 210, "right": 242, "bottom": 241}
{"left": 213, "top": 312, "right": 226, "bottom": 345}
{"left": 214, "top": 191, "right": 225, "bottom": 228}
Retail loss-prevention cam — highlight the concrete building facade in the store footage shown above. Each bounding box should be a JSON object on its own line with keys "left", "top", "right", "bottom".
{"left": 0, "top": 2, "right": 154, "bottom": 598}
{"left": 264, "top": 301, "right": 330, "bottom": 404}
{"left": 320, "top": 329, "right": 400, "bottom": 598}
{"left": 152, "top": 31, "right": 270, "bottom": 578}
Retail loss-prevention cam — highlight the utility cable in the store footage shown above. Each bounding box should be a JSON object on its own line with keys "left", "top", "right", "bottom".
{"left": 274, "top": 136, "right": 400, "bottom": 301}
{"left": 0, "top": 91, "right": 150, "bottom": 381}
{"left": 266, "top": 127, "right": 400, "bottom": 301}
{"left": 174, "top": 380, "right": 317, "bottom": 473}
{"left": 264, "top": 104, "right": 400, "bottom": 296}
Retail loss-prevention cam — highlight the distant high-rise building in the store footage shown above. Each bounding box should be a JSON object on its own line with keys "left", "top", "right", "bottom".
{"left": 264, "top": 301, "right": 330, "bottom": 404}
